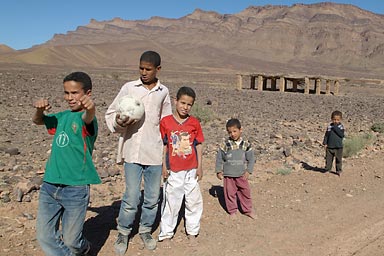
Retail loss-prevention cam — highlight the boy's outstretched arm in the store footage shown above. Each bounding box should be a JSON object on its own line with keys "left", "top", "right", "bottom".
{"left": 32, "top": 99, "right": 51, "bottom": 125}
{"left": 79, "top": 95, "right": 96, "bottom": 125}
{"left": 196, "top": 143, "right": 203, "bottom": 181}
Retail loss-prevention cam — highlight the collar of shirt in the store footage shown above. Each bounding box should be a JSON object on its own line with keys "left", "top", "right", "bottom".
{"left": 133, "top": 79, "right": 164, "bottom": 92}
{"left": 222, "top": 137, "right": 244, "bottom": 151}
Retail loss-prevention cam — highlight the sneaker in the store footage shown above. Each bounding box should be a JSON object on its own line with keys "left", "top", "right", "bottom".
{"left": 140, "top": 232, "right": 157, "bottom": 250}
{"left": 114, "top": 233, "right": 129, "bottom": 255}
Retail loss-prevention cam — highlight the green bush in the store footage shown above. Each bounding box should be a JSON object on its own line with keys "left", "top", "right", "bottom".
{"left": 191, "top": 103, "right": 214, "bottom": 124}
{"left": 343, "top": 133, "right": 376, "bottom": 158}
{"left": 371, "top": 122, "right": 384, "bottom": 133}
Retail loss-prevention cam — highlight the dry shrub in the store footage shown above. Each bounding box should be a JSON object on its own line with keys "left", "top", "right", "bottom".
{"left": 343, "top": 133, "right": 376, "bottom": 158}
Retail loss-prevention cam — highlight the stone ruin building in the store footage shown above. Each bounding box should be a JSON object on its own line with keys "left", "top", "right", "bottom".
{"left": 237, "top": 73, "right": 342, "bottom": 95}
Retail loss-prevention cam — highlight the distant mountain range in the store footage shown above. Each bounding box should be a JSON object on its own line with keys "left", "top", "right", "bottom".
{"left": 1, "top": 2, "right": 383, "bottom": 78}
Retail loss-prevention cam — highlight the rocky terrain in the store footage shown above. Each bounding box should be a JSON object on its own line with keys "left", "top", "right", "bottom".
{"left": 0, "top": 63, "right": 384, "bottom": 255}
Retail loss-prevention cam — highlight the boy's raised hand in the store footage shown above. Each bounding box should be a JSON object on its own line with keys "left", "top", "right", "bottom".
{"left": 33, "top": 99, "right": 51, "bottom": 125}
{"left": 78, "top": 95, "right": 95, "bottom": 111}
{"left": 33, "top": 99, "right": 51, "bottom": 111}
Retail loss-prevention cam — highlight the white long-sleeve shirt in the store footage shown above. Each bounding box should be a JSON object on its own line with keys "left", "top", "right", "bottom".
{"left": 105, "top": 79, "right": 172, "bottom": 165}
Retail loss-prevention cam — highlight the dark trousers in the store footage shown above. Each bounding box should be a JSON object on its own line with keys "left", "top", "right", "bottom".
{"left": 325, "top": 147, "right": 343, "bottom": 172}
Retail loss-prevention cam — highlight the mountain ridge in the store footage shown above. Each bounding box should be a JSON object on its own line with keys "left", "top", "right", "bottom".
{"left": 1, "top": 3, "right": 383, "bottom": 79}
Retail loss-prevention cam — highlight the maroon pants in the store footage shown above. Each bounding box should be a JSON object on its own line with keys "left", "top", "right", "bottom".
{"left": 224, "top": 176, "right": 253, "bottom": 214}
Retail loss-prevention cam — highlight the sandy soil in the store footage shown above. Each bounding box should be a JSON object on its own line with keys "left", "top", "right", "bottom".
{"left": 1, "top": 65, "right": 384, "bottom": 256}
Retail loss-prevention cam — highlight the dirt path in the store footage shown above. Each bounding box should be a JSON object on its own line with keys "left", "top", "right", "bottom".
{"left": 2, "top": 150, "right": 383, "bottom": 256}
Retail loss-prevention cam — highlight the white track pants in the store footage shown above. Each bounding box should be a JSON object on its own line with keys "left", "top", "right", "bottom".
{"left": 158, "top": 169, "right": 203, "bottom": 241}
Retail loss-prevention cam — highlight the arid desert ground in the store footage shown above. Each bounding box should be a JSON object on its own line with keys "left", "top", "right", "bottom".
{"left": 1, "top": 64, "right": 384, "bottom": 256}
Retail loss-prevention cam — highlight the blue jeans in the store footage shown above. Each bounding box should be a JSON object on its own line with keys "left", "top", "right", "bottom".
{"left": 36, "top": 182, "right": 90, "bottom": 256}
{"left": 117, "top": 163, "right": 162, "bottom": 236}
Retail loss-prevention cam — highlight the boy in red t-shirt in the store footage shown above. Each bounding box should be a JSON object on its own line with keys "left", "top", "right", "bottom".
{"left": 158, "top": 86, "right": 204, "bottom": 248}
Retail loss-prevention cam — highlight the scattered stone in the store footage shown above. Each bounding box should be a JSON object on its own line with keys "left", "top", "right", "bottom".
{"left": 283, "top": 147, "right": 292, "bottom": 157}
{"left": 98, "top": 169, "right": 109, "bottom": 179}
{"left": 22, "top": 213, "right": 34, "bottom": 220}
{"left": 4, "top": 148, "right": 19, "bottom": 156}
{"left": 24, "top": 195, "right": 31, "bottom": 202}
{"left": 107, "top": 168, "right": 120, "bottom": 177}
{"left": 16, "top": 188, "right": 23, "bottom": 202}
{"left": 2, "top": 193, "right": 11, "bottom": 203}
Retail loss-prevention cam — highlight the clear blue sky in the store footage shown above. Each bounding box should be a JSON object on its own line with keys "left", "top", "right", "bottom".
{"left": 1, "top": 0, "right": 382, "bottom": 50}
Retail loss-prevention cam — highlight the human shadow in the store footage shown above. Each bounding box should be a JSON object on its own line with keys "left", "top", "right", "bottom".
{"left": 208, "top": 185, "right": 226, "bottom": 212}
{"left": 83, "top": 188, "right": 164, "bottom": 255}
{"left": 83, "top": 200, "right": 120, "bottom": 255}
{"left": 301, "top": 161, "right": 327, "bottom": 173}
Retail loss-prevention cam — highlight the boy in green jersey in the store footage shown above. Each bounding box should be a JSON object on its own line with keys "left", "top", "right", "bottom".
{"left": 33, "top": 71, "right": 101, "bottom": 255}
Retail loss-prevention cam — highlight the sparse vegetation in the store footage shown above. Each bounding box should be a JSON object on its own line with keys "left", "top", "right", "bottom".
{"left": 343, "top": 133, "right": 376, "bottom": 158}
{"left": 191, "top": 103, "right": 215, "bottom": 124}
{"left": 276, "top": 166, "right": 293, "bottom": 175}
{"left": 371, "top": 122, "right": 384, "bottom": 133}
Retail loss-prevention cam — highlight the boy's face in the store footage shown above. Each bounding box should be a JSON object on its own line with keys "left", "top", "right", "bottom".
{"left": 174, "top": 95, "right": 194, "bottom": 119}
{"left": 331, "top": 115, "right": 342, "bottom": 125}
{"left": 227, "top": 126, "right": 242, "bottom": 141}
{"left": 139, "top": 61, "right": 160, "bottom": 85}
{"left": 63, "top": 80, "right": 90, "bottom": 112}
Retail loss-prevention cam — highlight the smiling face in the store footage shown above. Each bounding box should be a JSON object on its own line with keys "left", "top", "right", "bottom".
{"left": 174, "top": 94, "right": 194, "bottom": 119}
{"left": 63, "top": 80, "right": 90, "bottom": 112}
{"left": 139, "top": 61, "right": 160, "bottom": 87}
{"left": 227, "top": 125, "right": 242, "bottom": 141}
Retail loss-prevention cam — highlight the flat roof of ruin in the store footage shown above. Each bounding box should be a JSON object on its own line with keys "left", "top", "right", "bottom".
{"left": 237, "top": 73, "right": 347, "bottom": 81}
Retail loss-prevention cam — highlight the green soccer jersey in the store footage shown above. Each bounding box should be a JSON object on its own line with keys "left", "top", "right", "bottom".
{"left": 43, "top": 110, "right": 101, "bottom": 185}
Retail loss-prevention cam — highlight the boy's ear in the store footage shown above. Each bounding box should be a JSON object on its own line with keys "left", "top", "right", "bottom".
{"left": 156, "top": 65, "right": 161, "bottom": 71}
{"left": 86, "top": 89, "right": 92, "bottom": 96}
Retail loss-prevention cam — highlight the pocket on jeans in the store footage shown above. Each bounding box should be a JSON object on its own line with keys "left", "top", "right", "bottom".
{"left": 65, "top": 185, "right": 89, "bottom": 201}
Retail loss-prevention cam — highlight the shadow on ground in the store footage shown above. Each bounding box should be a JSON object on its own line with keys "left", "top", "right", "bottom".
{"left": 209, "top": 185, "right": 226, "bottom": 212}
{"left": 84, "top": 188, "right": 164, "bottom": 255}
{"left": 301, "top": 161, "right": 327, "bottom": 173}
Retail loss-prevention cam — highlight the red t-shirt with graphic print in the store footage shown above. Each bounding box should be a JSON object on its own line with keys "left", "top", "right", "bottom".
{"left": 160, "top": 115, "right": 204, "bottom": 172}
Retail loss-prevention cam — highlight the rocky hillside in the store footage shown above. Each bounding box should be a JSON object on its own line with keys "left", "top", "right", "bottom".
{"left": 0, "top": 3, "right": 384, "bottom": 78}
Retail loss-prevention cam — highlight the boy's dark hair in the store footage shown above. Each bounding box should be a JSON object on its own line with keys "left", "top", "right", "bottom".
{"left": 226, "top": 118, "right": 242, "bottom": 129}
{"left": 140, "top": 51, "right": 161, "bottom": 67}
{"left": 331, "top": 110, "right": 342, "bottom": 119}
{"left": 63, "top": 72, "right": 92, "bottom": 92}
{"left": 176, "top": 86, "right": 196, "bottom": 102}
